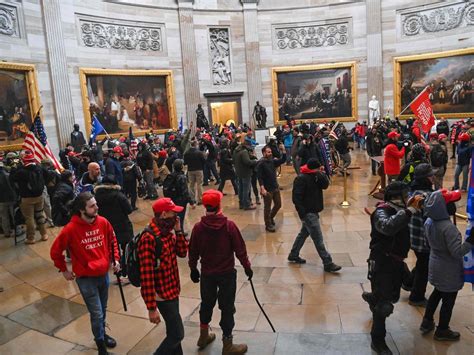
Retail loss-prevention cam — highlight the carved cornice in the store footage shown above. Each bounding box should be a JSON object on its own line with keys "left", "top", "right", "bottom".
{"left": 209, "top": 27, "right": 232, "bottom": 86}
{"left": 76, "top": 14, "right": 164, "bottom": 51}
{"left": 0, "top": 3, "right": 20, "bottom": 38}
{"left": 401, "top": 1, "right": 474, "bottom": 37}
{"left": 273, "top": 19, "right": 351, "bottom": 50}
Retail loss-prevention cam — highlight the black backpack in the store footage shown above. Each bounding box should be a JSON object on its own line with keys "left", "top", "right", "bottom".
{"left": 125, "top": 226, "right": 163, "bottom": 287}
{"left": 430, "top": 145, "right": 447, "bottom": 168}
{"left": 162, "top": 173, "right": 178, "bottom": 199}
{"left": 27, "top": 167, "right": 45, "bottom": 195}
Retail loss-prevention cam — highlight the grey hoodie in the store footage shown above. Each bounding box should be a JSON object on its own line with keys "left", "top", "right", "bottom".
{"left": 424, "top": 191, "right": 473, "bottom": 292}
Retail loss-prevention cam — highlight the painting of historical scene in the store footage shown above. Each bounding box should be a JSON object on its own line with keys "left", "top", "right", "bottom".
{"left": 85, "top": 74, "right": 172, "bottom": 134}
{"left": 275, "top": 65, "right": 354, "bottom": 121}
{"left": 399, "top": 52, "right": 474, "bottom": 116}
{"left": 0, "top": 69, "right": 34, "bottom": 148}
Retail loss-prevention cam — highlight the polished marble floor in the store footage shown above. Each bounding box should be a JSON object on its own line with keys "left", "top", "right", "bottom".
{"left": 0, "top": 149, "right": 473, "bottom": 354}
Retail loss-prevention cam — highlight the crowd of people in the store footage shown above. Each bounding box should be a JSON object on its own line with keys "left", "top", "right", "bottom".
{"left": 0, "top": 114, "right": 473, "bottom": 355}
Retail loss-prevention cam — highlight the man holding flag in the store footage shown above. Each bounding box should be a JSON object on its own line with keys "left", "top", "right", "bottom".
{"left": 405, "top": 86, "right": 436, "bottom": 135}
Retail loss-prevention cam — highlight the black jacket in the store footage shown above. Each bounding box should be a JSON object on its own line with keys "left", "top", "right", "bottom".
{"left": 436, "top": 121, "right": 449, "bottom": 136}
{"left": 51, "top": 181, "right": 75, "bottom": 226}
{"left": 292, "top": 171, "right": 329, "bottom": 219}
{"left": 171, "top": 171, "right": 194, "bottom": 206}
{"left": 10, "top": 164, "right": 47, "bottom": 198}
{"left": 256, "top": 154, "right": 286, "bottom": 192}
{"left": 369, "top": 203, "right": 411, "bottom": 260}
{"left": 219, "top": 148, "right": 236, "bottom": 180}
{"left": 366, "top": 132, "right": 383, "bottom": 157}
{"left": 137, "top": 149, "right": 154, "bottom": 171}
{"left": 94, "top": 184, "right": 133, "bottom": 245}
{"left": 335, "top": 135, "right": 350, "bottom": 155}
{"left": 297, "top": 142, "right": 322, "bottom": 166}
{"left": 184, "top": 147, "right": 206, "bottom": 171}
{"left": 0, "top": 168, "right": 16, "bottom": 203}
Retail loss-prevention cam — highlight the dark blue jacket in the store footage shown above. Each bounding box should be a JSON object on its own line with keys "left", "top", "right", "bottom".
{"left": 105, "top": 157, "right": 123, "bottom": 186}
{"left": 456, "top": 142, "right": 471, "bottom": 166}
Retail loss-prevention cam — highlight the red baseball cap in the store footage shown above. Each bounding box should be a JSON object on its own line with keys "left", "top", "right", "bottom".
{"left": 438, "top": 133, "right": 448, "bottom": 140}
{"left": 458, "top": 133, "right": 470, "bottom": 142}
{"left": 158, "top": 150, "right": 167, "bottom": 158}
{"left": 202, "top": 189, "right": 223, "bottom": 208}
{"left": 113, "top": 146, "right": 124, "bottom": 156}
{"left": 152, "top": 198, "right": 184, "bottom": 214}
{"left": 387, "top": 131, "right": 400, "bottom": 139}
{"left": 429, "top": 133, "right": 438, "bottom": 140}
{"left": 169, "top": 135, "right": 175, "bottom": 141}
{"left": 441, "top": 189, "right": 462, "bottom": 204}
{"left": 67, "top": 151, "right": 80, "bottom": 157}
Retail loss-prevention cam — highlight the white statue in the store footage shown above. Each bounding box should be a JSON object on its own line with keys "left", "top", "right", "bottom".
{"left": 369, "top": 95, "right": 380, "bottom": 122}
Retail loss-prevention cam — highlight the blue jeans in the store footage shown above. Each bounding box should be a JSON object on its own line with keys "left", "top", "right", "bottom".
{"left": 154, "top": 298, "right": 184, "bottom": 355}
{"left": 453, "top": 164, "right": 469, "bottom": 190}
{"left": 76, "top": 274, "right": 109, "bottom": 342}
{"left": 238, "top": 177, "right": 251, "bottom": 209}
{"left": 289, "top": 213, "right": 333, "bottom": 265}
{"left": 285, "top": 147, "right": 292, "bottom": 163}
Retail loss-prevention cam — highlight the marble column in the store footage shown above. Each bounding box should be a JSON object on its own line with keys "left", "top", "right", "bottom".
{"left": 241, "top": 0, "right": 263, "bottom": 126}
{"left": 177, "top": 0, "right": 200, "bottom": 127}
{"left": 41, "top": 0, "right": 75, "bottom": 147}
{"left": 366, "top": 0, "right": 383, "bottom": 122}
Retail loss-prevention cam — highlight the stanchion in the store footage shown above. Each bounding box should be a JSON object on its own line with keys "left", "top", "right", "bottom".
{"left": 340, "top": 168, "right": 350, "bottom": 207}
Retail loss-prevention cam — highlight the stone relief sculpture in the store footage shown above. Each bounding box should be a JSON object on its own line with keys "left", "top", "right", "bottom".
{"left": 274, "top": 22, "right": 349, "bottom": 50}
{"left": 402, "top": 2, "right": 474, "bottom": 36}
{"left": 78, "top": 17, "right": 162, "bottom": 51}
{"left": 209, "top": 28, "right": 232, "bottom": 85}
{"left": 0, "top": 4, "right": 19, "bottom": 37}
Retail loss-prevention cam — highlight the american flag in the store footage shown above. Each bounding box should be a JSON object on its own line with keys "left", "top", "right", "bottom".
{"left": 464, "top": 149, "right": 474, "bottom": 285}
{"left": 22, "top": 116, "right": 63, "bottom": 172}
{"left": 129, "top": 126, "right": 138, "bottom": 159}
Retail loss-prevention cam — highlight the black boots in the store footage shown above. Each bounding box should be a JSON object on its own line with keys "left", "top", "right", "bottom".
{"left": 419, "top": 318, "right": 435, "bottom": 335}
{"left": 104, "top": 334, "right": 117, "bottom": 348}
{"left": 95, "top": 340, "right": 109, "bottom": 355}
{"left": 434, "top": 327, "right": 461, "bottom": 341}
{"left": 324, "top": 263, "right": 342, "bottom": 273}
{"left": 370, "top": 339, "right": 393, "bottom": 355}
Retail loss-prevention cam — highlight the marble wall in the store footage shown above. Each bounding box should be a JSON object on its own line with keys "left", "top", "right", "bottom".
{"left": 0, "top": 0, "right": 473, "bottom": 151}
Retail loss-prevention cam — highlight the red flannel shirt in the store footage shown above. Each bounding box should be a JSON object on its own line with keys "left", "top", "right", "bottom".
{"left": 138, "top": 219, "right": 188, "bottom": 310}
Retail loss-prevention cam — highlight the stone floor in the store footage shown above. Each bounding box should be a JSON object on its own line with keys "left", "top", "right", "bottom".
{"left": 0, "top": 149, "right": 473, "bottom": 354}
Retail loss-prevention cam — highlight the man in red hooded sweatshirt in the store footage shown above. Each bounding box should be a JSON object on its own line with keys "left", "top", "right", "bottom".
{"left": 188, "top": 189, "right": 252, "bottom": 354}
{"left": 50, "top": 192, "right": 120, "bottom": 355}
{"left": 383, "top": 131, "right": 406, "bottom": 182}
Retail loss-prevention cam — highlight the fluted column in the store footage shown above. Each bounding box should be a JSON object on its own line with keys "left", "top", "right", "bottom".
{"left": 366, "top": 0, "right": 383, "bottom": 122}
{"left": 177, "top": 0, "right": 200, "bottom": 126}
{"left": 241, "top": 0, "right": 263, "bottom": 125}
{"left": 41, "top": 0, "right": 75, "bottom": 147}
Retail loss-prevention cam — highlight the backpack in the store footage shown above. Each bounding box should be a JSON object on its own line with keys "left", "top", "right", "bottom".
{"left": 125, "top": 226, "right": 163, "bottom": 287}
{"left": 162, "top": 173, "right": 178, "bottom": 199}
{"left": 27, "top": 167, "right": 45, "bottom": 195}
{"left": 430, "top": 145, "right": 447, "bottom": 168}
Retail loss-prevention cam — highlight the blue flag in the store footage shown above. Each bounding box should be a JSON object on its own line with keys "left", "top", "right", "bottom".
{"left": 90, "top": 115, "right": 105, "bottom": 142}
{"left": 464, "top": 148, "right": 474, "bottom": 284}
{"left": 178, "top": 116, "right": 183, "bottom": 133}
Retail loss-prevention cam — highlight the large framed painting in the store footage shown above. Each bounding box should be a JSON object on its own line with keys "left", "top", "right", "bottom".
{"left": 0, "top": 62, "right": 41, "bottom": 151}
{"left": 394, "top": 48, "right": 474, "bottom": 119}
{"left": 272, "top": 61, "right": 357, "bottom": 124}
{"left": 79, "top": 68, "right": 177, "bottom": 138}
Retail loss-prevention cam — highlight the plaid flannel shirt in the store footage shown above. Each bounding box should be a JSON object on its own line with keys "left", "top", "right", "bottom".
{"left": 138, "top": 220, "right": 188, "bottom": 310}
{"left": 409, "top": 211, "right": 430, "bottom": 253}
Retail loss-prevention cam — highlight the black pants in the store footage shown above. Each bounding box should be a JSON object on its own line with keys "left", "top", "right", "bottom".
{"left": 370, "top": 257, "right": 404, "bottom": 342}
{"left": 176, "top": 203, "right": 187, "bottom": 232}
{"left": 423, "top": 289, "right": 458, "bottom": 330}
{"left": 154, "top": 298, "right": 184, "bottom": 355}
{"left": 250, "top": 173, "right": 259, "bottom": 202}
{"left": 123, "top": 180, "right": 137, "bottom": 209}
{"left": 218, "top": 177, "right": 238, "bottom": 194}
{"left": 409, "top": 251, "right": 429, "bottom": 302}
{"left": 371, "top": 159, "right": 378, "bottom": 175}
{"left": 204, "top": 159, "right": 219, "bottom": 184}
{"left": 199, "top": 270, "right": 237, "bottom": 337}
{"left": 451, "top": 143, "right": 456, "bottom": 158}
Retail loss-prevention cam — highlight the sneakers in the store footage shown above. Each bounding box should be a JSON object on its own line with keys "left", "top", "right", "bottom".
{"left": 324, "top": 263, "right": 342, "bottom": 273}
{"left": 370, "top": 339, "right": 393, "bottom": 355}
{"left": 434, "top": 327, "right": 460, "bottom": 341}
{"left": 197, "top": 327, "right": 216, "bottom": 350}
{"left": 287, "top": 255, "right": 306, "bottom": 264}
{"left": 41, "top": 234, "right": 49, "bottom": 241}
{"left": 25, "top": 238, "right": 35, "bottom": 245}
{"left": 419, "top": 318, "right": 435, "bottom": 335}
{"left": 222, "top": 336, "right": 247, "bottom": 355}
{"left": 408, "top": 298, "right": 427, "bottom": 307}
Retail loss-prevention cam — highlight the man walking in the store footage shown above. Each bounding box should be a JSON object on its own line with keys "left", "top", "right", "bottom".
{"left": 287, "top": 158, "right": 341, "bottom": 272}
{"left": 188, "top": 190, "right": 252, "bottom": 354}
{"left": 138, "top": 198, "right": 188, "bottom": 355}
{"left": 257, "top": 145, "right": 286, "bottom": 232}
{"left": 184, "top": 139, "right": 206, "bottom": 205}
{"left": 50, "top": 192, "right": 120, "bottom": 355}
{"left": 233, "top": 138, "right": 258, "bottom": 210}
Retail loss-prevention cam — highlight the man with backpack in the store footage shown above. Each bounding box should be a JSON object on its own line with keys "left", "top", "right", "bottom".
{"left": 429, "top": 134, "right": 448, "bottom": 189}
{"left": 10, "top": 151, "right": 49, "bottom": 244}
{"left": 137, "top": 198, "right": 188, "bottom": 355}
{"left": 0, "top": 156, "right": 16, "bottom": 239}
{"left": 188, "top": 189, "right": 252, "bottom": 354}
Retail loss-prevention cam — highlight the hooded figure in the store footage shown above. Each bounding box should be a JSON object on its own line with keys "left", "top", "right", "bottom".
{"left": 420, "top": 189, "right": 473, "bottom": 341}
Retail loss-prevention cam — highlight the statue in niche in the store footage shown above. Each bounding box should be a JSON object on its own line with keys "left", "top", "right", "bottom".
{"left": 196, "top": 104, "right": 209, "bottom": 130}
{"left": 368, "top": 95, "right": 380, "bottom": 123}
{"left": 253, "top": 101, "right": 267, "bottom": 129}
{"left": 209, "top": 29, "right": 231, "bottom": 85}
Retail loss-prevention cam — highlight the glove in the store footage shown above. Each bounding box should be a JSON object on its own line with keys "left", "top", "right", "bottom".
{"left": 407, "top": 194, "right": 424, "bottom": 212}
{"left": 245, "top": 268, "right": 253, "bottom": 281}
{"left": 190, "top": 269, "right": 200, "bottom": 283}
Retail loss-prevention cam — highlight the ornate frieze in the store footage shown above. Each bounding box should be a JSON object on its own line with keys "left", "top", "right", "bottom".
{"left": 0, "top": 3, "right": 20, "bottom": 37}
{"left": 77, "top": 15, "right": 163, "bottom": 51}
{"left": 401, "top": 1, "right": 474, "bottom": 37}
{"left": 209, "top": 28, "right": 232, "bottom": 86}
{"left": 273, "top": 20, "right": 350, "bottom": 50}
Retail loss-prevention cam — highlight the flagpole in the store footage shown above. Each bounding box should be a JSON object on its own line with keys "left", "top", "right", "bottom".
{"left": 399, "top": 86, "right": 429, "bottom": 116}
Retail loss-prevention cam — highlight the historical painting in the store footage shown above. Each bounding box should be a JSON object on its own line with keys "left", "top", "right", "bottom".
{"left": 0, "top": 62, "right": 41, "bottom": 151}
{"left": 79, "top": 68, "right": 177, "bottom": 137}
{"left": 395, "top": 48, "right": 474, "bottom": 118}
{"left": 272, "top": 62, "right": 357, "bottom": 123}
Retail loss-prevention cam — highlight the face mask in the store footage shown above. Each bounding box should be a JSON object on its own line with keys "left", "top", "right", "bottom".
{"left": 156, "top": 217, "right": 176, "bottom": 233}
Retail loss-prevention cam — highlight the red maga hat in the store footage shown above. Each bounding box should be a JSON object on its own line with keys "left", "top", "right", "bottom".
{"left": 202, "top": 189, "right": 223, "bottom": 208}
{"left": 152, "top": 198, "right": 184, "bottom": 214}
{"left": 441, "top": 189, "right": 462, "bottom": 204}
{"left": 387, "top": 131, "right": 400, "bottom": 139}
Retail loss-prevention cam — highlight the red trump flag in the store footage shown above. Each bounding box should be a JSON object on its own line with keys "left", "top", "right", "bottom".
{"left": 409, "top": 87, "right": 435, "bottom": 133}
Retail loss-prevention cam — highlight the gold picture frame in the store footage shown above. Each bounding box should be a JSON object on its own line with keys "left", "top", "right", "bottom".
{"left": 394, "top": 48, "right": 474, "bottom": 119}
{"left": 0, "top": 62, "right": 41, "bottom": 151}
{"left": 79, "top": 68, "right": 177, "bottom": 139}
{"left": 271, "top": 61, "right": 357, "bottom": 125}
